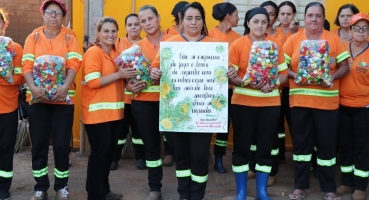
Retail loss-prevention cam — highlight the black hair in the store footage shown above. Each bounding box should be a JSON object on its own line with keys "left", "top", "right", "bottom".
{"left": 261, "top": 1, "right": 279, "bottom": 17}
{"left": 172, "top": 1, "right": 189, "bottom": 25}
{"left": 243, "top": 7, "right": 269, "bottom": 35}
{"left": 334, "top": 4, "right": 359, "bottom": 26}
{"left": 95, "top": 16, "right": 119, "bottom": 50}
{"left": 278, "top": 1, "right": 297, "bottom": 14}
{"left": 180, "top": 2, "right": 208, "bottom": 36}
{"left": 139, "top": 4, "right": 159, "bottom": 17}
{"left": 324, "top": 19, "right": 330, "bottom": 31}
{"left": 304, "top": 2, "right": 325, "bottom": 16}
{"left": 212, "top": 3, "right": 237, "bottom": 22}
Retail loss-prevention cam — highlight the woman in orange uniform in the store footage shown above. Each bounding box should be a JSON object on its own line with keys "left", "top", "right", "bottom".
{"left": 208, "top": 2, "right": 240, "bottom": 174}
{"left": 166, "top": 1, "right": 189, "bottom": 35}
{"left": 0, "top": 8, "right": 24, "bottom": 200}
{"left": 277, "top": 1, "right": 301, "bottom": 38}
{"left": 228, "top": 7, "right": 287, "bottom": 200}
{"left": 284, "top": 2, "right": 350, "bottom": 200}
{"left": 22, "top": 0, "right": 82, "bottom": 199}
{"left": 337, "top": 13, "right": 369, "bottom": 200}
{"left": 150, "top": 3, "right": 217, "bottom": 199}
{"left": 110, "top": 13, "right": 146, "bottom": 171}
{"left": 126, "top": 5, "right": 173, "bottom": 200}
{"left": 81, "top": 16, "right": 136, "bottom": 200}
{"left": 332, "top": 4, "right": 359, "bottom": 43}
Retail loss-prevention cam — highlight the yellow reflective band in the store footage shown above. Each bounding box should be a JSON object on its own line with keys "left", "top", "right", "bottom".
{"left": 176, "top": 169, "right": 191, "bottom": 177}
{"left": 68, "top": 90, "right": 75, "bottom": 97}
{"left": 132, "top": 137, "right": 144, "bottom": 145}
{"left": 290, "top": 88, "right": 338, "bottom": 97}
{"left": 33, "top": 166, "right": 48, "bottom": 178}
{"left": 232, "top": 164, "right": 249, "bottom": 173}
{"left": 67, "top": 52, "right": 82, "bottom": 60}
{"left": 271, "top": 148, "right": 279, "bottom": 156}
{"left": 146, "top": 159, "right": 162, "bottom": 168}
{"left": 293, "top": 154, "right": 312, "bottom": 162}
{"left": 278, "top": 62, "right": 288, "bottom": 71}
{"left": 14, "top": 67, "right": 22, "bottom": 74}
{"left": 341, "top": 165, "right": 354, "bottom": 173}
{"left": 22, "top": 53, "right": 35, "bottom": 62}
{"left": 278, "top": 133, "right": 285, "bottom": 138}
{"left": 191, "top": 173, "right": 208, "bottom": 183}
{"left": 85, "top": 72, "right": 101, "bottom": 82}
{"left": 232, "top": 64, "right": 239, "bottom": 71}
{"left": 317, "top": 157, "right": 336, "bottom": 166}
{"left": 215, "top": 139, "right": 227, "bottom": 147}
{"left": 234, "top": 87, "right": 279, "bottom": 97}
{"left": 256, "top": 164, "right": 272, "bottom": 173}
{"left": 250, "top": 145, "right": 257, "bottom": 151}
{"left": 142, "top": 86, "right": 160, "bottom": 93}
{"left": 117, "top": 139, "right": 126, "bottom": 145}
{"left": 354, "top": 168, "right": 369, "bottom": 178}
{"left": 124, "top": 89, "right": 132, "bottom": 95}
{"left": 88, "top": 102, "right": 124, "bottom": 112}
{"left": 284, "top": 53, "right": 291, "bottom": 64}
{"left": 54, "top": 168, "right": 69, "bottom": 178}
{"left": 0, "top": 170, "right": 13, "bottom": 178}
{"left": 336, "top": 51, "right": 350, "bottom": 63}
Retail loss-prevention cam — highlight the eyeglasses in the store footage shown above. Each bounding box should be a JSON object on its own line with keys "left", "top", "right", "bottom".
{"left": 44, "top": 9, "right": 63, "bottom": 17}
{"left": 351, "top": 25, "right": 369, "bottom": 32}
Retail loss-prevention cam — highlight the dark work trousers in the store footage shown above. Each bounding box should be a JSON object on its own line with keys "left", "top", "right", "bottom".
{"left": 85, "top": 119, "right": 122, "bottom": 200}
{"left": 0, "top": 109, "right": 18, "bottom": 199}
{"left": 338, "top": 105, "right": 369, "bottom": 191}
{"left": 213, "top": 89, "right": 233, "bottom": 155}
{"left": 163, "top": 132, "right": 175, "bottom": 156}
{"left": 172, "top": 132, "right": 212, "bottom": 200}
{"left": 232, "top": 105, "right": 280, "bottom": 174}
{"left": 277, "top": 87, "right": 291, "bottom": 160}
{"left": 28, "top": 103, "right": 74, "bottom": 192}
{"left": 131, "top": 100, "right": 162, "bottom": 192}
{"left": 112, "top": 104, "right": 145, "bottom": 162}
{"left": 290, "top": 107, "right": 338, "bottom": 192}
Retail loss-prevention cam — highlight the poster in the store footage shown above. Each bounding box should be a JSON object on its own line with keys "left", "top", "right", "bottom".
{"left": 159, "top": 42, "right": 228, "bottom": 133}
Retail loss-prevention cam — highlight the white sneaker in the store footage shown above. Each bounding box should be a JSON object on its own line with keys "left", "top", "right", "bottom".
{"left": 55, "top": 186, "right": 69, "bottom": 200}
{"left": 30, "top": 191, "right": 48, "bottom": 200}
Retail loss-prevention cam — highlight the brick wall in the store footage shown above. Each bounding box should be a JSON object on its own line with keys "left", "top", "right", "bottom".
{"left": 0, "top": 0, "right": 72, "bottom": 46}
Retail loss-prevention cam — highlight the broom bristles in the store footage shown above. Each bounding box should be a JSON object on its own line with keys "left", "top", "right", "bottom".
{"left": 15, "top": 120, "right": 29, "bottom": 153}
{"left": 121, "top": 129, "right": 135, "bottom": 159}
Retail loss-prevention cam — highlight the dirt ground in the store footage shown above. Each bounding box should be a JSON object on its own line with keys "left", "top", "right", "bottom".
{"left": 8, "top": 147, "right": 365, "bottom": 200}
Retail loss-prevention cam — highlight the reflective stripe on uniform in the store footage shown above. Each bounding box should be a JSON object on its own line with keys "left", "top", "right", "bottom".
{"left": 117, "top": 139, "right": 126, "bottom": 145}
{"left": 317, "top": 157, "right": 336, "bottom": 166}
{"left": 176, "top": 169, "right": 191, "bottom": 177}
{"left": 255, "top": 164, "right": 272, "bottom": 173}
{"left": 141, "top": 86, "right": 160, "bottom": 93}
{"left": 67, "top": 52, "right": 82, "bottom": 60}
{"left": 14, "top": 67, "right": 22, "bottom": 74}
{"left": 289, "top": 88, "right": 338, "bottom": 97}
{"left": 22, "top": 53, "right": 35, "bottom": 62}
{"left": 88, "top": 102, "right": 124, "bottom": 112}
{"left": 336, "top": 51, "right": 350, "bottom": 63}
{"left": 191, "top": 173, "right": 208, "bottom": 183}
{"left": 234, "top": 87, "right": 279, "bottom": 97}
{"left": 284, "top": 53, "right": 291, "bottom": 64}
{"left": 68, "top": 90, "right": 75, "bottom": 97}
{"left": 33, "top": 166, "right": 48, "bottom": 178}
{"left": 293, "top": 154, "right": 312, "bottom": 162}
{"left": 354, "top": 168, "right": 369, "bottom": 178}
{"left": 54, "top": 168, "right": 69, "bottom": 178}
{"left": 232, "top": 164, "right": 249, "bottom": 173}
{"left": 0, "top": 170, "right": 13, "bottom": 178}
{"left": 271, "top": 148, "right": 279, "bottom": 156}
{"left": 341, "top": 165, "right": 354, "bottom": 173}
{"left": 146, "top": 159, "right": 162, "bottom": 168}
{"left": 278, "top": 133, "right": 285, "bottom": 138}
{"left": 132, "top": 137, "right": 144, "bottom": 145}
{"left": 278, "top": 62, "right": 288, "bottom": 71}
{"left": 124, "top": 89, "right": 132, "bottom": 95}
{"left": 85, "top": 72, "right": 101, "bottom": 82}
{"left": 250, "top": 145, "right": 256, "bottom": 151}
{"left": 215, "top": 139, "right": 227, "bottom": 147}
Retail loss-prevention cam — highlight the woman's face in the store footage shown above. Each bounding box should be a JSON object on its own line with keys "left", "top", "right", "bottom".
{"left": 351, "top": 20, "right": 369, "bottom": 42}
{"left": 247, "top": 14, "right": 268, "bottom": 37}
{"left": 278, "top": 5, "right": 295, "bottom": 27}
{"left": 138, "top": 9, "right": 160, "bottom": 35}
{"left": 97, "top": 22, "right": 118, "bottom": 48}
{"left": 182, "top": 7, "right": 204, "bottom": 36}
{"left": 126, "top": 16, "right": 141, "bottom": 38}
{"left": 338, "top": 8, "right": 355, "bottom": 28}
{"left": 42, "top": 3, "right": 64, "bottom": 28}
{"left": 264, "top": 5, "right": 277, "bottom": 27}
{"left": 228, "top": 9, "right": 239, "bottom": 27}
{"left": 304, "top": 5, "right": 324, "bottom": 33}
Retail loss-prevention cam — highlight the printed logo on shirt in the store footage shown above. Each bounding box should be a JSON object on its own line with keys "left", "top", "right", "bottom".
{"left": 356, "top": 61, "right": 369, "bottom": 74}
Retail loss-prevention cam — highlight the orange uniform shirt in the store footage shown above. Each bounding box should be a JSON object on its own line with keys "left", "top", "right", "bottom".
{"left": 284, "top": 30, "right": 350, "bottom": 110}
{"left": 22, "top": 31, "right": 82, "bottom": 104}
{"left": 115, "top": 37, "right": 135, "bottom": 104}
{"left": 133, "top": 34, "right": 173, "bottom": 102}
{"left": 33, "top": 26, "right": 77, "bottom": 38}
{"left": 339, "top": 42, "right": 369, "bottom": 107}
{"left": 81, "top": 45, "right": 124, "bottom": 124}
{"left": 0, "top": 42, "right": 24, "bottom": 113}
{"left": 229, "top": 35, "right": 288, "bottom": 107}
{"left": 166, "top": 26, "right": 179, "bottom": 35}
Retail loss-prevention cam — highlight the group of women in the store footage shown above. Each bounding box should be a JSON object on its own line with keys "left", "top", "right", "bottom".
{"left": 0, "top": 0, "right": 368, "bottom": 200}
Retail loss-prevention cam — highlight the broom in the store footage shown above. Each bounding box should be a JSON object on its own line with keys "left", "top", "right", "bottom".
{"left": 121, "top": 128, "right": 135, "bottom": 159}
{"left": 15, "top": 87, "right": 30, "bottom": 153}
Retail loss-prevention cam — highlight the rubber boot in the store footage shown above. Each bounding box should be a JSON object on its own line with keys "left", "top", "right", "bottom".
{"left": 234, "top": 172, "right": 247, "bottom": 200}
{"left": 256, "top": 172, "right": 271, "bottom": 200}
{"left": 214, "top": 155, "right": 227, "bottom": 173}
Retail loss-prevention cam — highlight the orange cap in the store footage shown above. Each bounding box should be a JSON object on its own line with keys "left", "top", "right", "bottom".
{"left": 349, "top": 13, "right": 369, "bottom": 26}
